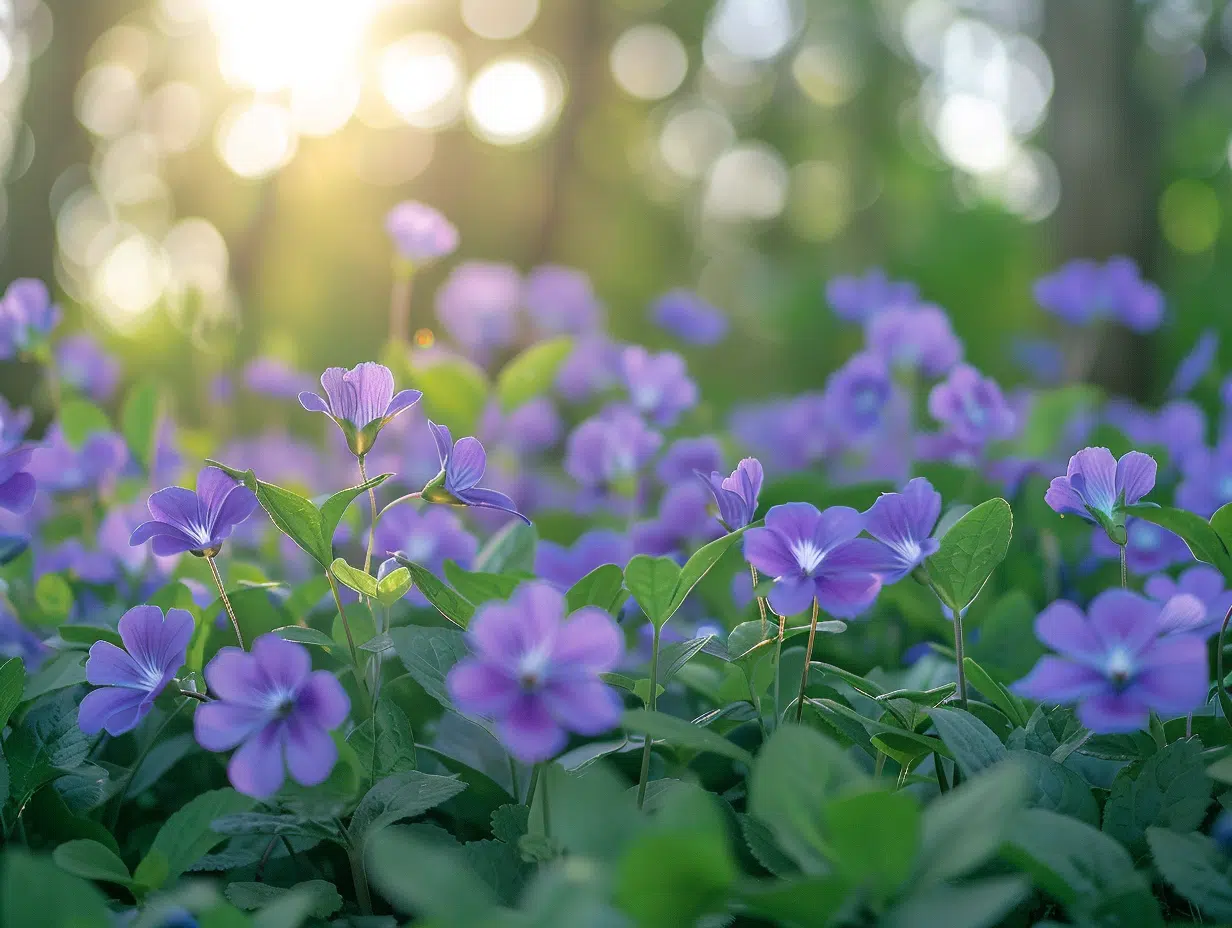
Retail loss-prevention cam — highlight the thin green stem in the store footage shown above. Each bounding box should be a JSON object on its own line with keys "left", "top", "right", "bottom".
{"left": 339, "top": 820, "right": 373, "bottom": 916}
{"left": 794, "top": 599, "right": 820, "bottom": 723}
{"left": 326, "top": 571, "right": 368, "bottom": 709}
{"left": 1119, "top": 543, "right": 1127, "bottom": 589}
{"left": 636, "top": 625, "right": 662, "bottom": 809}
{"left": 206, "top": 555, "right": 244, "bottom": 649}
{"left": 953, "top": 605, "right": 968, "bottom": 708}
{"left": 375, "top": 491, "right": 422, "bottom": 525}
{"left": 508, "top": 756, "right": 520, "bottom": 803}
{"left": 749, "top": 564, "right": 768, "bottom": 638}
{"left": 359, "top": 456, "right": 377, "bottom": 579}
{"left": 772, "top": 609, "right": 787, "bottom": 728}
{"left": 538, "top": 763, "right": 551, "bottom": 836}
{"left": 525, "top": 763, "right": 541, "bottom": 809}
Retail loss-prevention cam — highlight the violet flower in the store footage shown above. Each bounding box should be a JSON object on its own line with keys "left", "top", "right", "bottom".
{"left": 825, "top": 269, "right": 919, "bottom": 323}
{"left": 129, "top": 466, "right": 258, "bottom": 557}
{"left": 866, "top": 305, "right": 962, "bottom": 378}
{"left": 927, "top": 364, "right": 1017, "bottom": 447}
{"left": 0, "top": 278, "right": 60, "bottom": 358}
{"left": 1090, "top": 518, "right": 1191, "bottom": 575}
{"left": 385, "top": 201, "right": 459, "bottom": 263}
{"left": 28, "top": 426, "right": 127, "bottom": 495}
{"left": 856, "top": 477, "right": 942, "bottom": 583}
{"left": 299, "top": 362, "right": 422, "bottom": 457}
{"left": 78, "top": 605, "right": 194, "bottom": 736}
{"left": 650, "top": 289, "right": 728, "bottom": 346}
{"left": 536, "top": 530, "right": 632, "bottom": 591}
{"left": 1146, "top": 565, "right": 1232, "bottom": 636}
{"left": 657, "top": 436, "right": 723, "bottom": 487}
{"left": 244, "top": 357, "right": 315, "bottom": 400}
{"left": 1177, "top": 438, "right": 1232, "bottom": 518}
{"left": 1010, "top": 590, "right": 1208, "bottom": 733}
{"left": 446, "top": 582, "right": 624, "bottom": 762}
{"left": 698, "top": 457, "right": 763, "bottom": 530}
{"left": 422, "top": 421, "right": 530, "bottom": 523}
{"left": 435, "top": 261, "right": 522, "bottom": 362}
{"left": 823, "top": 353, "right": 893, "bottom": 436}
{"left": 556, "top": 335, "right": 623, "bottom": 403}
{"left": 1033, "top": 257, "right": 1163, "bottom": 332}
{"left": 523, "top": 264, "right": 603, "bottom": 335}
{"left": 1044, "top": 446, "right": 1157, "bottom": 544}
{"left": 194, "top": 635, "right": 350, "bottom": 799}
{"left": 620, "top": 346, "right": 698, "bottom": 428}
{"left": 0, "top": 435, "right": 36, "bottom": 515}
{"left": 1167, "top": 329, "right": 1218, "bottom": 398}
{"left": 564, "top": 408, "right": 662, "bottom": 490}
{"left": 376, "top": 504, "right": 476, "bottom": 603}
{"left": 742, "top": 503, "right": 883, "bottom": 617}
{"left": 55, "top": 334, "right": 120, "bottom": 402}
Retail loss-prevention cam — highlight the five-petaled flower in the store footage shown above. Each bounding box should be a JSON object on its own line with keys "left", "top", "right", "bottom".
{"left": 78, "top": 606, "right": 193, "bottom": 736}
{"left": 697, "top": 457, "right": 763, "bottom": 530}
{"left": 194, "top": 635, "right": 350, "bottom": 799}
{"left": 1044, "top": 446, "right": 1157, "bottom": 545}
{"left": 129, "top": 466, "right": 258, "bottom": 557}
{"left": 421, "top": 421, "right": 530, "bottom": 524}
{"left": 446, "top": 582, "right": 624, "bottom": 762}
{"left": 299, "top": 362, "right": 422, "bottom": 457}
{"left": 855, "top": 477, "right": 942, "bottom": 583}
{"left": 1010, "top": 590, "right": 1208, "bottom": 733}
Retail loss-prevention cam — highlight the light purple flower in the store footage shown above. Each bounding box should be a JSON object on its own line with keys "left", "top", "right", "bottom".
{"left": 743, "top": 503, "right": 883, "bottom": 617}
{"left": 446, "top": 582, "right": 624, "bottom": 762}
{"left": 299, "top": 362, "right": 422, "bottom": 457}
{"left": 523, "top": 265, "right": 602, "bottom": 335}
{"left": 698, "top": 457, "right": 763, "bottom": 530}
{"left": 1033, "top": 257, "right": 1164, "bottom": 332}
{"left": 385, "top": 201, "right": 459, "bottom": 263}
{"left": 0, "top": 278, "right": 60, "bottom": 358}
{"left": 375, "top": 504, "right": 476, "bottom": 603}
{"left": 855, "top": 477, "right": 942, "bottom": 583}
{"left": 824, "top": 353, "right": 893, "bottom": 436}
{"left": 422, "top": 421, "right": 529, "bottom": 524}
{"left": 826, "top": 269, "right": 918, "bottom": 323}
{"left": 620, "top": 346, "right": 698, "bottom": 428}
{"left": 650, "top": 289, "right": 728, "bottom": 346}
{"left": 1168, "top": 329, "right": 1218, "bottom": 398}
{"left": 657, "top": 436, "right": 723, "bottom": 487}
{"left": 78, "top": 606, "right": 193, "bottom": 736}
{"left": 55, "top": 334, "right": 119, "bottom": 402}
{"left": 866, "top": 305, "right": 962, "bottom": 378}
{"left": 194, "top": 635, "right": 350, "bottom": 799}
{"left": 1177, "top": 439, "right": 1232, "bottom": 518}
{"left": 129, "top": 466, "right": 258, "bottom": 557}
{"left": 535, "top": 531, "right": 632, "bottom": 591}
{"left": 0, "top": 436, "right": 35, "bottom": 515}
{"left": 1010, "top": 591, "right": 1208, "bottom": 733}
{"left": 28, "top": 426, "right": 127, "bottom": 495}
{"left": 1147, "top": 565, "right": 1232, "bottom": 636}
{"left": 1091, "top": 518, "right": 1191, "bottom": 575}
{"left": 1044, "top": 447, "right": 1157, "bottom": 534}
{"left": 435, "top": 262, "right": 521, "bottom": 361}
{"left": 927, "top": 364, "right": 1016, "bottom": 447}
{"left": 564, "top": 408, "right": 662, "bottom": 490}
{"left": 556, "top": 335, "right": 622, "bottom": 403}
{"left": 244, "top": 357, "right": 315, "bottom": 400}
{"left": 643, "top": 481, "right": 725, "bottom": 552}
{"left": 1011, "top": 337, "right": 1065, "bottom": 385}
{"left": 480, "top": 397, "right": 562, "bottom": 458}
{"left": 729, "top": 394, "right": 829, "bottom": 473}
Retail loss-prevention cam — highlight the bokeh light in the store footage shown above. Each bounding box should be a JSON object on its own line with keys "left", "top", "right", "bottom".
{"left": 215, "top": 101, "right": 297, "bottom": 179}
{"left": 380, "top": 33, "right": 465, "bottom": 130}
{"left": 610, "top": 25, "right": 688, "bottom": 101}
{"left": 1160, "top": 179, "right": 1220, "bottom": 254}
{"left": 92, "top": 233, "right": 170, "bottom": 330}
{"left": 461, "top": 0, "right": 539, "bottom": 40}
{"left": 467, "top": 56, "right": 563, "bottom": 146}
{"left": 703, "top": 143, "right": 788, "bottom": 221}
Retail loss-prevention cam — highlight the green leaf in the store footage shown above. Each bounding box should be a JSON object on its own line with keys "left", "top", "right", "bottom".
{"left": 375, "top": 566, "right": 413, "bottom": 605}
{"left": 225, "top": 880, "right": 343, "bottom": 918}
{"left": 132, "top": 788, "right": 256, "bottom": 889}
{"left": 1010, "top": 385, "right": 1103, "bottom": 458}
{"left": 6, "top": 692, "right": 89, "bottom": 806}
{"left": 1211, "top": 502, "right": 1232, "bottom": 555}
{"left": 962, "top": 656, "right": 1028, "bottom": 727}
{"left": 1102, "top": 737, "right": 1211, "bottom": 854}
{"left": 209, "top": 812, "right": 340, "bottom": 842}
{"left": 52, "top": 839, "right": 136, "bottom": 889}
{"left": 566, "top": 564, "right": 627, "bottom": 614}
{"left": 411, "top": 357, "right": 489, "bottom": 436}
{"left": 881, "top": 876, "right": 1031, "bottom": 928}
{"left": 21, "top": 651, "right": 86, "bottom": 702}
{"left": 319, "top": 475, "right": 391, "bottom": 550}
{"left": 59, "top": 398, "right": 112, "bottom": 448}
{"left": 669, "top": 528, "right": 749, "bottom": 615}
{"left": 33, "top": 573, "right": 74, "bottom": 624}
{"left": 58, "top": 625, "right": 123, "bottom": 649}
{"left": 392, "top": 557, "right": 475, "bottom": 627}
{"left": 443, "top": 561, "right": 521, "bottom": 604}
{"left": 658, "top": 636, "right": 721, "bottom": 683}
{"left": 621, "top": 708, "right": 753, "bottom": 765}
{"left": 1127, "top": 503, "right": 1232, "bottom": 575}
{"left": 812, "top": 698, "right": 950, "bottom": 761}
{"left": 347, "top": 697, "right": 418, "bottom": 782}
{"left": 825, "top": 790, "right": 920, "bottom": 899}
{"left": 1010, "top": 749, "right": 1099, "bottom": 825}
{"left": 496, "top": 336, "right": 573, "bottom": 413}
{"left": 473, "top": 521, "right": 537, "bottom": 574}
{"left": 349, "top": 771, "right": 468, "bottom": 847}
{"left": 739, "top": 814, "right": 800, "bottom": 878}
{"left": 120, "top": 379, "right": 161, "bottom": 472}
{"left": 624, "top": 555, "right": 682, "bottom": 628}
{"left": 1146, "top": 826, "right": 1232, "bottom": 921}
{"left": 1, "top": 849, "right": 111, "bottom": 928}
{"left": 924, "top": 498, "right": 1013, "bottom": 612}
{"left": 367, "top": 825, "right": 501, "bottom": 925}
{"left": 0, "top": 657, "right": 24, "bottom": 729}
{"left": 272, "top": 625, "right": 337, "bottom": 649}
{"left": 739, "top": 875, "right": 853, "bottom": 927}
{"left": 389, "top": 624, "right": 470, "bottom": 708}
{"left": 924, "top": 707, "right": 1007, "bottom": 776}
{"left": 329, "top": 557, "right": 378, "bottom": 598}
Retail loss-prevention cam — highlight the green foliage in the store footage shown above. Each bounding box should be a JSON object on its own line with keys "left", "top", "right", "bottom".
{"left": 411, "top": 356, "right": 489, "bottom": 436}
{"left": 1101, "top": 738, "right": 1211, "bottom": 854}
{"left": 389, "top": 624, "right": 470, "bottom": 708}
{"left": 496, "top": 336, "right": 573, "bottom": 413}
{"left": 565, "top": 563, "right": 627, "bottom": 613}
{"left": 133, "top": 788, "right": 256, "bottom": 890}
{"left": 1128, "top": 503, "right": 1232, "bottom": 576}
{"left": 925, "top": 498, "right": 1014, "bottom": 613}
{"left": 121, "top": 379, "right": 162, "bottom": 472}
{"left": 392, "top": 555, "right": 475, "bottom": 627}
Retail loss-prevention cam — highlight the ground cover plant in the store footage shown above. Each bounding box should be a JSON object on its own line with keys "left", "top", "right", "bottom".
{"left": 1, "top": 207, "right": 1232, "bottom": 927}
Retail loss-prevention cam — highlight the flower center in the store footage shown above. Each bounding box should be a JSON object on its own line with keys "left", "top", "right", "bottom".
{"left": 853, "top": 388, "right": 880, "bottom": 415}
{"left": 517, "top": 646, "right": 552, "bottom": 689}
{"left": 790, "top": 540, "right": 825, "bottom": 576}
{"left": 1105, "top": 647, "right": 1134, "bottom": 684}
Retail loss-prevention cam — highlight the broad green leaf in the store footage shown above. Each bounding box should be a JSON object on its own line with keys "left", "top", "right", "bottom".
{"left": 621, "top": 708, "right": 753, "bottom": 765}
{"left": 58, "top": 625, "right": 123, "bottom": 649}
{"left": 739, "top": 814, "right": 800, "bottom": 878}
{"left": 392, "top": 557, "right": 475, "bottom": 627}
{"left": 367, "top": 825, "right": 501, "bottom": 925}
{"left": 132, "top": 788, "right": 256, "bottom": 889}
{"left": 59, "top": 398, "right": 111, "bottom": 448}
{"left": 1102, "top": 737, "right": 1211, "bottom": 854}
{"left": 1010, "top": 385, "right": 1102, "bottom": 458}
{"left": 825, "top": 790, "right": 920, "bottom": 899}
{"left": 209, "top": 812, "right": 340, "bottom": 842}
{"left": 1009, "top": 749, "right": 1099, "bottom": 825}
{"left": 120, "top": 379, "right": 161, "bottom": 472}
{"left": 349, "top": 771, "right": 468, "bottom": 846}
{"left": 225, "top": 880, "right": 343, "bottom": 918}
{"left": 658, "top": 636, "right": 722, "bottom": 683}
{"left": 52, "top": 839, "right": 136, "bottom": 889}
{"left": 1146, "top": 826, "right": 1232, "bottom": 921}
{"left": 566, "top": 564, "right": 627, "bottom": 614}
{"left": 473, "top": 520, "right": 537, "bottom": 574}
{"left": 962, "top": 656, "right": 1028, "bottom": 727}
{"left": 0, "top": 657, "right": 24, "bottom": 729}
{"left": 1127, "top": 503, "right": 1232, "bottom": 576}
{"left": 443, "top": 561, "right": 521, "bottom": 604}
{"left": 881, "top": 876, "right": 1030, "bottom": 928}
{"left": 625, "top": 555, "right": 682, "bottom": 628}
{"left": 924, "top": 707, "right": 1007, "bottom": 776}
{"left": 5, "top": 692, "right": 90, "bottom": 807}
{"left": 813, "top": 698, "right": 950, "bottom": 760}
{"left": 925, "top": 498, "right": 1013, "bottom": 612}
{"left": 347, "top": 697, "right": 417, "bottom": 782}
{"left": 411, "top": 357, "right": 489, "bottom": 436}
{"left": 389, "top": 625, "right": 470, "bottom": 708}
{"left": 730, "top": 623, "right": 847, "bottom": 668}
{"left": 1212, "top": 501, "right": 1232, "bottom": 555}
{"left": 272, "top": 626, "right": 337, "bottom": 649}
{"left": 33, "top": 573, "right": 74, "bottom": 624}
{"left": 669, "top": 527, "right": 750, "bottom": 615}
{"left": 329, "top": 557, "right": 378, "bottom": 598}
{"left": 1, "top": 849, "right": 111, "bottom": 928}
{"left": 375, "top": 566, "right": 413, "bottom": 605}
{"left": 496, "top": 336, "right": 572, "bottom": 413}
{"left": 318, "top": 474, "right": 390, "bottom": 551}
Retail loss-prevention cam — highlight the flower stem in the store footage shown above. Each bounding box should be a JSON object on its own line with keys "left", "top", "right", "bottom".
{"left": 326, "top": 570, "right": 365, "bottom": 700}
{"left": 537, "top": 762, "right": 551, "bottom": 836}
{"left": 749, "top": 564, "right": 768, "bottom": 637}
{"left": 375, "top": 491, "right": 422, "bottom": 524}
{"left": 772, "top": 609, "right": 787, "bottom": 728}
{"left": 358, "top": 456, "right": 377, "bottom": 580}
{"left": 388, "top": 262, "right": 413, "bottom": 345}
{"left": 1119, "top": 543, "right": 1127, "bottom": 589}
{"left": 636, "top": 624, "right": 662, "bottom": 810}
{"left": 206, "top": 555, "right": 244, "bottom": 649}
{"left": 340, "top": 820, "right": 373, "bottom": 916}
{"left": 107, "top": 701, "right": 187, "bottom": 831}
{"left": 793, "top": 599, "right": 820, "bottom": 723}
{"left": 952, "top": 605, "right": 968, "bottom": 708}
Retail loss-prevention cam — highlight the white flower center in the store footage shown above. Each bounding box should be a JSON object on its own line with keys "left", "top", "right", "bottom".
{"left": 790, "top": 540, "right": 825, "bottom": 576}
{"left": 1105, "top": 647, "right": 1134, "bottom": 683}
{"left": 517, "top": 646, "right": 552, "bottom": 688}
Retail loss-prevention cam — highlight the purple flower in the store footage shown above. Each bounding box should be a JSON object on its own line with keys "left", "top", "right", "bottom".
{"left": 564, "top": 408, "right": 663, "bottom": 490}
{"left": 743, "top": 503, "right": 883, "bottom": 617}
{"left": 28, "top": 427, "right": 127, "bottom": 495}
{"left": 78, "top": 605, "right": 193, "bottom": 736}
{"left": 826, "top": 269, "right": 918, "bottom": 322}
{"left": 480, "top": 397, "right": 562, "bottom": 458}
{"left": 55, "top": 334, "right": 119, "bottom": 402}
{"left": 1167, "top": 329, "right": 1218, "bottom": 398}
{"left": 535, "top": 531, "right": 632, "bottom": 591}
{"left": 620, "top": 347, "right": 698, "bottom": 428}
{"left": 656, "top": 436, "right": 723, "bottom": 487}
{"left": 729, "top": 394, "right": 829, "bottom": 473}
{"left": 194, "top": 635, "right": 350, "bottom": 798}
{"left": 244, "top": 357, "right": 315, "bottom": 400}
{"left": 1177, "top": 439, "right": 1232, "bottom": 518}
{"left": 523, "top": 265, "right": 602, "bottom": 335}
{"left": 650, "top": 289, "right": 728, "bottom": 346}
{"left": 645, "top": 481, "right": 725, "bottom": 551}
{"left": 1010, "top": 591, "right": 1208, "bottom": 733}
{"left": 824, "top": 353, "right": 893, "bottom": 436}
{"left": 375, "top": 504, "right": 476, "bottom": 602}
{"left": 866, "top": 305, "right": 962, "bottom": 378}
{"left": 927, "top": 364, "right": 1016, "bottom": 448}
{"left": 0, "top": 278, "right": 60, "bottom": 358}
{"left": 1146, "top": 565, "right": 1232, "bottom": 636}
{"left": 0, "top": 436, "right": 35, "bottom": 515}
{"left": 1091, "top": 518, "right": 1191, "bottom": 575}
{"left": 856, "top": 477, "right": 942, "bottom": 583}
{"left": 1033, "top": 257, "right": 1163, "bottom": 332}
{"left": 435, "top": 262, "right": 521, "bottom": 361}
{"left": 1044, "top": 447, "right": 1157, "bottom": 539}
{"left": 130, "top": 466, "right": 258, "bottom": 557}
{"left": 385, "top": 201, "right": 459, "bottom": 263}
{"left": 422, "top": 421, "right": 529, "bottom": 523}
{"left": 698, "top": 457, "right": 763, "bottom": 530}
{"left": 556, "top": 336, "right": 622, "bottom": 403}
{"left": 299, "top": 362, "right": 422, "bottom": 457}
{"left": 445, "top": 582, "right": 624, "bottom": 762}
{"left": 1011, "top": 338, "right": 1065, "bottom": 385}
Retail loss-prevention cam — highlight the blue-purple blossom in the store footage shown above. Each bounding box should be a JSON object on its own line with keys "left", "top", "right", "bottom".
{"left": 28, "top": 426, "right": 127, "bottom": 495}
{"left": 535, "top": 530, "right": 631, "bottom": 591}
{"left": 1010, "top": 591, "right": 1208, "bottom": 733}
{"left": 375, "top": 504, "right": 476, "bottom": 603}
{"left": 824, "top": 353, "right": 893, "bottom": 436}
{"left": 523, "top": 264, "right": 602, "bottom": 335}
{"left": 1011, "top": 337, "right": 1065, "bottom": 385}
{"left": 78, "top": 605, "right": 193, "bottom": 736}
{"left": 729, "top": 394, "right": 830, "bottom": 473}
{"left": 55, "top": 334, "right": 120, "bottom": 402}
{"left": 480, "top": 397, "right": 562, "bottom": 458}
{"left": 0, "top": 278, "right": 60, "bottom": 358}
{"left": 650, "top": 289, "right": 728, "bottom": 345}
{"left": 1091, "top": 518, "right": 1191, "bottom": 575}
{"left": 620, "top": 346, "right": 698, "bottom": 427}
{"left": 825, "top": 269, "right": 918, "bottom": 322}
{"left": 385, "top": 201, "right": 459, "bottom": 263}
{"left": 0, "top": 433, "right": 35, "bottom": 515}
{"left": 635, "top": 481, "right": 724, "bottom": 555}
{"left": 1167, "top": 329, "right": 1218, "bottom": 398}
{"left": 194, "top": 635, "right": 350, "bottom": 799}
{"left": 422, "top": 421, "right": 529, "bottom": 523}
{"left": 698, "top": 457, "right": 763, "bottom": 530}
{"left": 1045, "top": 447, "right": 1157, "bottom": 538}
{"left": 244, "top": 357, "right": 315, "bottom": 400}
{"left": 927, "top": 364, "right": 1017, "bottom": 447}
{"left": 1146, "top": 565, "right": 1232, "bottom": 636}
{"left": 1105, "top": 399, "right": 1207, "bottom": 466}
{"left": 435, "top": 261, "right": 522, "bottom": 361}
{"left": 1177, "top": 438, "right": 1232, "bottom": 518}
{"left": 866, "top": 305, "right": 962, "bottom": 378}
{"left": 855, "top": 477, "right": 942, "bottom": 582}
{"left": 556, "top": 335, "right": 622, "bottom": 403}
{"left": 564, "top": 408, "right": 662, "bottom": 490}
{"left": 446, "top": 582, "right": 624, "bottom": 762}
{"left": 1032, "top": 257, "right": 1164, "bottom": 332}
{"left": 657, "top": 436, "right": 723, "bottom": 486}
{"left": 743, "top": 503, "right": 883, "bottom": 617}
{"left": 130, "top": 466, "right": 258, "bottom": 557}
{"left": 299, "top": 362, "right": 422, "bottom": 457}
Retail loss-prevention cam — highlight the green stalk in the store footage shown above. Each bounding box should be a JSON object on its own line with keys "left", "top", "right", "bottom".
{"left": 793, "top": 599, "right": 820, "bottom": 723}
{"left": 206, "top": 555, "right": 244, "bottom": 649}
{"left": 635, "top": 625, "right": 661, "bottom": 809}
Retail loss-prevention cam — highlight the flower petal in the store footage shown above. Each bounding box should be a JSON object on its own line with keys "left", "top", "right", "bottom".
{"left": 1156, "top": 594, "right": 1207, "bottom": 635}
{"left": 227, "top": 724, "right": 287, "bottom": 799}
{"left": 344, "top": 362, "right": 395, "bottom": 429}
{"left": 1077, "top": 691, "right": 1149, "bottom": 734}
{"left": 541, "top": 679, "right": 622, "bottom": 735}
{"left": 458, "top": 486, "right": 530, "bottom": 524}
{"left": 743, "top": 526, "right": 798, "bottom": 579}
{"left": 0, "top": 472, "right": 35, "bottom": 515}
{"left": 428, "top": 421, "right": 453, "bottom": 467}
{"left": 117, "top": 605, "right": 190, "bottom": 679}
{"left": 447, "top": 437, "right": 487, "bottom": 491}
{"left": 251, "top": 634, "right": 311, "bottom": 694}
{"left": 194, "top": 701, "right": 273, "bottom": 751}
{"left": 296, "top": 671, "right": 350, "bottom": 729}
{"left": 552, "top": 606, "right": 623, "bottom": 672}
{"left": 1067, "top": 447, "right": 1118, "bottom": 516}
{"left": 208, "top": 485, "right": 258, "bottom": 540}
{"left": 496, "top": 693, "right": 567, "bottom": 763}
{"left": 1115, "top": 451, "right": 1157, "bottom": 506}
{"left": 77, "top": 686, "right": 149, "bottom": 736}
{"left": 1010, "top": 656, "right": 1107, "bottom": 703}
{"left": 283, "top": 715, "right": 338, "bottom": 787}
{"left": 767, "top": 576, "right": 817, "bottom": 617}
{"left": 1043, "top": 477, "right": 1091, "bottom": 520}
{"left": 1034, "top": 600, "right": 1103, "bottom": 663}
{"left": 383, "top": 389, "right": 422, "bottom": 420}
{"left": 1087, "top": 589, "right": 1162, "bottom": 656}
{"left": 447, "top": 659, "right": 520, "bottom": 716}
{"left": 85, "top": 640, "right": 146, "bottom": 688}
{"left": 202, "top": 647, "right": 266, "bottom": 706}
{"left": 1133, "top": 634, "right": 1209, "bottom": 714}
{"left": 146, "top": 487, "right": 203, "bottom": 536}
{"left": 815, "top": 572, "right": 881, "bottom": 618}
{"left": 298, "top": 391, "right": 330, "bottom": 414}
